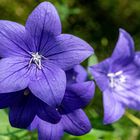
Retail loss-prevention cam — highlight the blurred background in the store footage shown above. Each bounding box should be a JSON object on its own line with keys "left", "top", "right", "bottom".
{"left": 0, "top": 0, "right": 140, "bottom": 140}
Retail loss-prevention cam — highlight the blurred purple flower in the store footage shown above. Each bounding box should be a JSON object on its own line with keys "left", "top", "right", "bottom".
{"left": 0, "top": 2, "right": 93, "bottom": 107}
{"left": 89, "top": 29, "right": 140, "bottom": 124}
{"left": 28, "top": 65, "right": 95, "bottom": 140}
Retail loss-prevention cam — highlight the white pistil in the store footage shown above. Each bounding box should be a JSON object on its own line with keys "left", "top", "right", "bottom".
{"left": 29, "top": 52, "right": 42, "bottom": 69}
{"left": 107, "top": 70, "right": 126, "bottom": 88}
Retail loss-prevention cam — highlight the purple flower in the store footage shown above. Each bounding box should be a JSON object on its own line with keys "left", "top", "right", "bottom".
{"left": 0, "top": 89, "right": 61, "bottom": 128}
{"left": 0, "top": 65, "right": 95, "bottom": 129}
{"left": 89, "top": 29, "right": 140, "bottom": 124}
{"left": 66, "top": 65, "right": 88, "bottom": 85}
{"left": 28, "top": 65, "right": 95, "bottom": 140}
{"left": 0, "top": 2, "right": 93, "bottom": 107}
{"left": 29, "top": 110, "right": 90, "bottom": 140}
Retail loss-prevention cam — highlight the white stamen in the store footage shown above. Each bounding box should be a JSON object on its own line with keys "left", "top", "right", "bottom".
{"left": 107, "top": 70, "right": 126, "bottom": 88}
{"left": 29, "top": 52, "right": 42, "bottom": 69}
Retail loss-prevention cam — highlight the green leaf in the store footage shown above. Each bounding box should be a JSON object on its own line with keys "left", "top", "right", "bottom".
{"left": 87, "top": 54, "right": 98, "bottom": 80}
{"left": 0, "top": 110, "right": 27, "bottom": 138}
{"left": 88, "top": 55, "right": 98, "bottom": 67}
{"left": 90, "top": 117, "right": 114, "bottom": 131}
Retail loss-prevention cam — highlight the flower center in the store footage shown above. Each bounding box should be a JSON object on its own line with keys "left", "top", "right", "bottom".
{"left": 107, "top": 70, "right": 126, "bottom": 88}
{"left": 29, "top": 52, "right": 42, "bottom": 69}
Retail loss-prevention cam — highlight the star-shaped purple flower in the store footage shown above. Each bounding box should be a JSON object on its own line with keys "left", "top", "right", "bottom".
{"left": 89, "top": 29, "right": 140, "bottom": 124}
{"left": 0, "top": 2, "right": 93, "bottom": 107}
{"left": 29, "top": 65, "right": 95, "bottom": 140}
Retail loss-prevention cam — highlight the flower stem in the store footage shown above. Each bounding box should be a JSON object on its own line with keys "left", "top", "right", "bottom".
{"left": 125, "top": 111, "right": 140, "bottom": 126}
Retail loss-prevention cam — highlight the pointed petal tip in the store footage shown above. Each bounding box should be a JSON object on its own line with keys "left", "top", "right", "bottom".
{"left": 35, "top": 1, "right": 54, "bottom": 7}
{"left": 46, "top": 34, "right": 94, "bottom": 70}
{"left": 36, "top": 1, "right": 57, "bottom": 10}
{"left": 88, "top": 45, "right": 94, "bottom": 52}
{"left": 119, "top": 28, "right": 125, "bottom": 32}
{"left": 62, "top": 109, "right": 92, "bottom": 136}
{"left": 118, "top": 28, "right": 133, "bottom": 44}
{"left": 86, "top": 44, "right": 94, "bottom": 54}
{"left": 111, "top": 28, "right": 134, "bottom": 62}
{"left": 118, "top": 28, "right": 130, "bottom": 35}
{"left": 88, "top": 50, "right": 94, "bottom": 57}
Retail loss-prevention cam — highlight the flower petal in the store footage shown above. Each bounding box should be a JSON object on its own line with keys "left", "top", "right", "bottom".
{"left": 62, "top": 109, "right": 91, "bottom": 136}
{"left": 89, "top": 58, "right": 110, "bottom": 91}
{"left": 37, "top": 99, "right": 61, "bottom": 124}
{"left": 61, "top": 81, "right": 95, "bottom": 113}
{"left": 26, "top": 2, "right": 61, "bottom": 52}
{"left": 42, "top": 34, "right": 93, "bottom": 71}
{"left": 0, "top": 92, "right": 21, "bottom": 108}
{"left": 111, "top": 29, "right": 134, "bottom": 63}
{"left": 29, "top": 62, "right": 66, "bottom": 107}
{"left": 115, "top": 90, "right": 140, "bottom": 111}
{"left": 29, "top": 116, "right": 63, "bottom": 140}
{"left": 134, "top": 52, "right": 140, "bottom": 66}
{"left": 0, "top": 20, "right": 31, "bottom": 57}
{"left": 37, "top": 118, "right": 63, "bottom": 140}
{"left": 107, "top": 62, "right": 140, "bottom": 111}
{"left": 9, "top": 93, "right": 36, "bottom": 128}
{"left": 0, "top": 57, "right": 30, "bottom": 93}
{"left": 28, "top": 116, "right": 39, "bottom": 131}
{"left": 74, "top": 65, "right": 88, "bottom": 83}
{"left": 66, "top": 65, "right": 87, "bottom": 84}
{"left": 113, "top": 75, "right": 140, "bottom": 111}
{"left": 103, "top": 89, "right": 125, "bottom": 124}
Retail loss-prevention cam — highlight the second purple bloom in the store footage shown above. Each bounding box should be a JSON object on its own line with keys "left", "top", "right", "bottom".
{"left": 89, "top": 29, "right": 140, "bottom": 124}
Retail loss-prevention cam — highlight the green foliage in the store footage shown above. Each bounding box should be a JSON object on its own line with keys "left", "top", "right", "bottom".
{"left": 0, "top": 110, "right": 37, "bottom": 140}
{"left": 0, "top": 0, "right": 140, "bottom": 140}
{"left": 88, "top": 55, "right": 98, "bottom": 67}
